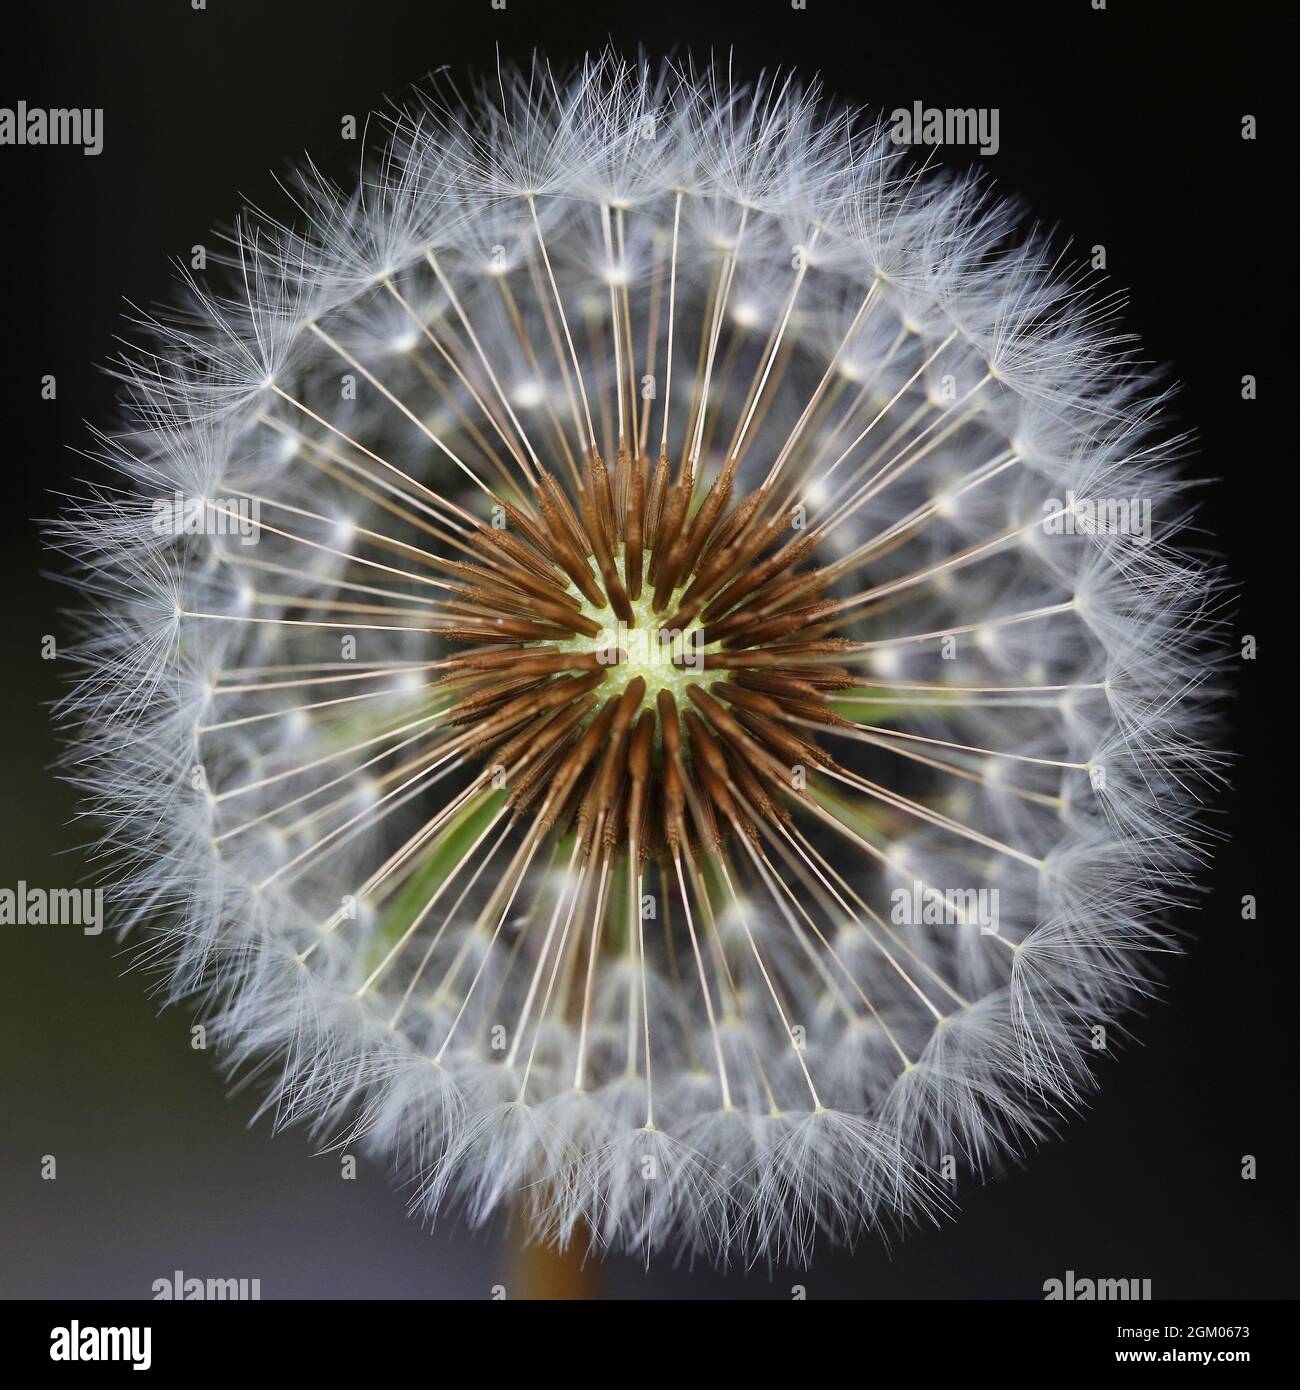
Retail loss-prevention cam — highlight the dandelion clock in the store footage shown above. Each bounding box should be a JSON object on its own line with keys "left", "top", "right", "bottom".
{"left": 52, "top": 52, "right": 1223, "bottom": 1264}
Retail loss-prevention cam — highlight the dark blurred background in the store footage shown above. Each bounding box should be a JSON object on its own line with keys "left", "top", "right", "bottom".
{"left": 0, "top": 0, "right": 1289, "bottom": 1299}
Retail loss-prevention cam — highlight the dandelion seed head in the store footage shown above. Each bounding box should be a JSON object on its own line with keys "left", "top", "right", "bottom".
{"left": 50, "top": 50, "right": 1224, "bottom": 1266}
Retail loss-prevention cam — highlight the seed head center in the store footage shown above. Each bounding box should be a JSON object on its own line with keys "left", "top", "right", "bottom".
{"left": 561, "top": 549, "right": 713, "bottom": 712}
